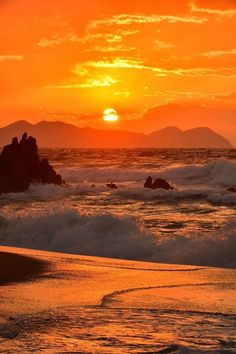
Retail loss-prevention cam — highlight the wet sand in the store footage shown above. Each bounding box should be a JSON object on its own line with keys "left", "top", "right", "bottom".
{"left": 0, "top": 246, "right": 236, "bottom": 353}
{"left": 0, "top": 251, "right": 47, "bottom": 286}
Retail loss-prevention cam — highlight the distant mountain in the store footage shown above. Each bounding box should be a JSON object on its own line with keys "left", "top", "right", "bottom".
{"left": 147, "top": 126, "right": 232, "bottom": 148}
{"left": 138, "top": 105, "right": 236, "bottom": 134}
{"left": 120, "top": 104, "right": 236, "bottom": 145}
{"left": 0, "top": 120, "right": 232, "bottom": 148}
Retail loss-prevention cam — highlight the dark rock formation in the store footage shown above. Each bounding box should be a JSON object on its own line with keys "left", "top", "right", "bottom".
{"left": 0, "top": 134, "right": 63, "bottom": 194}
{"left": 152, "top": 178, "right": 173, "bottom": 190}
{"left": 144, "top": 176, "right": 153, "bottom": 188}
{"left": 106, "top": 182, "right": 118, "bottom": 189}
{"left": 227, "top": 187, "right": 236, "bottom": 193}
{"left": 144, "top": 176, "right": 173, "bottom": 190}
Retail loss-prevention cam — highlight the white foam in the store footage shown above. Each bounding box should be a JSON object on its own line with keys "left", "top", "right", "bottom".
{"left": 59, "top": 167, "right": 154, "bottom": 183}
{"left": 1, "top": 180, "right": 236, "bottom": 207}
{"left": 0, "top": 209, "right": 235, "bottom": 268}
{"left": 0, "top": 209, "right": 156, "bottom": 260}
{"left": 0, "top": 183, "right": 109, "bottom": 201}
{"left": 116, "top": 187, "right": 205, "bottom": 201}
{"left": 163, "top": 159, "right": 236, "bottom": 187}
{"left": 116, "top": 187, "right": 236, "bottom": 206}
{"left": 0, "top": 184, "right": 74, "bottom": 201}
{"left": 156, "top": 218, "right": 236, "bottom": 268}
{"left": 59, "top": 159, "right": 236, "bottom": 189}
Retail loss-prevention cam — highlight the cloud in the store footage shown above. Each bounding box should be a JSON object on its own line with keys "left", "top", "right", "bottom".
{"left": 155, "top": 39, "right": 175, "bottom": 49}
{"left": 50, "top": 76, "right": 119, "bottom": 89}
{"left": 87, "top": 58, "right": 146, "bottom": 69}
{"left": 114, "top": 91, "right": 131, "bottom": 98}
{"left": 37, "top": 32, "right": 80, "bottom": 47}
{"left": 190, "top": 2, "right": 236, "bottom": 17}
{"left": 142, "top": 89, "right": 236, "bottom": 108}
{"left": 73, "top": 58, "right": 236, "bottom": 78}
{"left": 213, "top": 91, "right": 236, "bottom": 102}
{"left": 82, "top": 58, "right": 167, "bottom": 75}
{"left": 200, "top": 49, "right": 236, "bottom": 57}
{"left": 0, "top": 55, "right": 24, "bottom": 62}
{"left": 163, "top": 49, "right": 236, "bottom": 64}
{"left": 88, "top": 14, "right": 207, "bottom": 29}
{"left": 81, "top": 58, "right": 169, "bottom": 76}
{"left": 169, "top": 67, "right": 236, "bottom": 77}
{"left": 86, "top": 45, "right": 135, "bottom": 53}
{"left": 37, "top": 29, "right": 139, "bottom": 48}
{"left": 80, "top": 29, "right": 139, "bottom": 44}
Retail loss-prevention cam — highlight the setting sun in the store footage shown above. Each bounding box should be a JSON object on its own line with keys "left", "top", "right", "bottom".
{"left": 103, "top": 108, "right": 119, "bottom": 122}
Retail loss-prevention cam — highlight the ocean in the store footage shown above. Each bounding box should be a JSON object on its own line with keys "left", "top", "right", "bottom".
{"left": 1, "top": 148, "right": 236, "bottom": 268}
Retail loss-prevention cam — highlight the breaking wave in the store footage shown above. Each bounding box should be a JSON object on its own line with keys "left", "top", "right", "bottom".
{"left": 58, "top": 159, "right": 236, "bottom": 188}
{"left": 59, "top": 166, "right": 151, "bottom": 183}
{"left": 1, "top": 183, "right": 236, "bottom": 207}
{"left": 163, "top": 159, "right": 236, "bottom": 187}
{"left": 0, "top": 209, "right": 236, "bottom": 268}
{"left": 117, "top": 187, "right": 236, "bottom": 206}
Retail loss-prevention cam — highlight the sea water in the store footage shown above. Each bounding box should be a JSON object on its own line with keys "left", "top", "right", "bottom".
{"left": 0, "top": 148, "right": 236, "bottom": 268}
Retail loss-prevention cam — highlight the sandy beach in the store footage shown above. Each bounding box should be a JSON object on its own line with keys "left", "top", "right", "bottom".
{"left": 0, "top": 251, "right": 47, "bottom": 286}
{"left": 0, "top": 246, "right": 236, "bottom": 353}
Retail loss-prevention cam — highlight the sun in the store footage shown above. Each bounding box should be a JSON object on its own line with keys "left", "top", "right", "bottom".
{"left": 103, "top": 108, "right": 119, "bottom": 122}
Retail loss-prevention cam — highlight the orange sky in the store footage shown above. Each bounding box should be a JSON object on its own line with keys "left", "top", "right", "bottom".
{"left": 0, "top": 0, "right": 236, "bottom": 138}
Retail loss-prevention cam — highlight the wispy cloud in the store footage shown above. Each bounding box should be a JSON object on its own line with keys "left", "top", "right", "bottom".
{"left": 200, "top": 49, "right": 236, "bottom": 57}
{"left": 89, "top": 14, "right": 207, "bottom": 29}
{"left": 86, "top": 45, "right": 135, "bottom": 53}
{"left": 83, "top": 58, "right": 168, "bottom": 75}
{"left": 168, "top": 67, "right": 236, "bottom": 77}
{"left": 190, "top": 2, "right": 236, "bottom": 17}
{"left": 80, "top": 29, "right": 139, "bottom": 44}
{"left": 87, "top": 58, "right": 146, "bottom": 69}
{"left": 51, "top": 76, "right": 119, "bottom": 89}
{"left": 213, "top": 91, "right": 236, "bottom": 102}
{"left": 143, "top": 89, "right": 236, "bottom": 106}
{"left": 155, "top": 39, "right": 175, "bottom": 49}
{"left": 0, "top": 55, "right": 24, "bottom": 62}
{"left": 37, "top": 29, "right": 139, "bottom": 48}
{"left": 37, "top": 32, "right": 80, "bottom": 47}
{"left": 165, "top": 49, "right": 236, "bottom": 63}
{"left": 114, "top": 91, "right": 131, "bottom": 98}
{"left": 74, "top": 58, "right": 236, "bottom": 78}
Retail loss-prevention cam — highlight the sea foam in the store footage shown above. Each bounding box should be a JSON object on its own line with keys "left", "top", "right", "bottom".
{"left": 59, "top": 159, "right": 236, "bottom": 188}
{"left": 163, "top": 159, "right": 236, "bottom": 186}
{"left": 0, "top": 209, "right": 235, "bottom": 268}
{"left": 1, "top": 182, "right": 236, "bottom": 207}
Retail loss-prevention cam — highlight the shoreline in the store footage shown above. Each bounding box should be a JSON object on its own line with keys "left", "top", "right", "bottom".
{"left": 0, "top": 246, "right": 235, "bottom": 352}
{"left": 0, "top": 251, "right": 47, "bottom": 286}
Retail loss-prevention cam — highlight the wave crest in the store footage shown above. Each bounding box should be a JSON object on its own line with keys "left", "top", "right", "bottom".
{"left": 59, "top": 159, "right": 236, "bottom": 188}
{"left": 163, "top": 159, "right": 236, "bottom": 187}
{"left": 0, "top": 209, "right": 236, "bottom": 268}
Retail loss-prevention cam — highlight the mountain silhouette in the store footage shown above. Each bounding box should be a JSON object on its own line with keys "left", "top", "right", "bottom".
{"left": 0, "top": 120, "right": 232, "bottom": 148}
{"left": 118, "top": 104, "right": 236, "bottom": 145}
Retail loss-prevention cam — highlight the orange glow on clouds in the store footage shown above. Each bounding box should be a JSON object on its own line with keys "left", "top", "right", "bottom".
{"left": 0, "top": 0, "right": 236, "bottom": 139}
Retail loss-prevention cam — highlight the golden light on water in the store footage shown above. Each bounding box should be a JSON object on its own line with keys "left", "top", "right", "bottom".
{"left": 103, "top": 108, "right": 119, "bottom": 122}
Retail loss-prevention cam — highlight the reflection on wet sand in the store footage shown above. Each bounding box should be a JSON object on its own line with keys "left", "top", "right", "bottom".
{"left": 0, "top": 246, "right": 235, "bottom": 353}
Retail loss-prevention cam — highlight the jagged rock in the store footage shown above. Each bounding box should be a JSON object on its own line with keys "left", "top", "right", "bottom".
{"left": 0, "top": 134, "right": 63, "bottom": 194}
{"left": 39, "top": 158, "right": 62, "bottom": 185}
{"left": 227, "top": 187, "right": 236, "bottom": 193}
{"left": 152, "top": 178, "right": 173, "bottom": 190}
{"left": 144, "top": 176, "right": 173, "bottom": 190}
{"left": 106, "top": 182, "right": 118, "bottom": 189}
{"left": 0, "top": 328, "right": 19, "bottom": 339}
{"left": 144, "top": 176, "right": 153, "bottom": 188}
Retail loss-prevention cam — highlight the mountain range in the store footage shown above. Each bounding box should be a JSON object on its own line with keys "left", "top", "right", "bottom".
{"left": 0, "top": 120, "right": 232, "bottom": 148}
